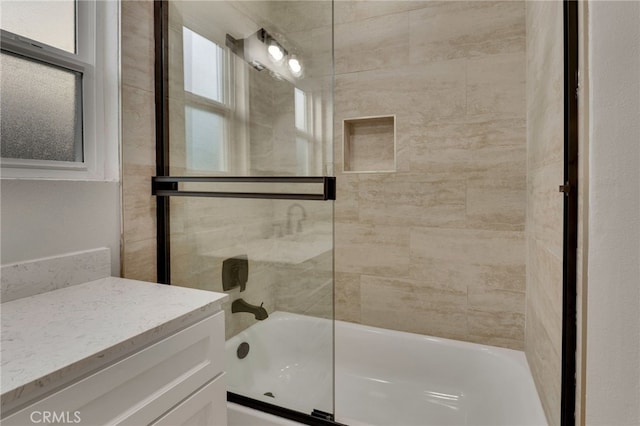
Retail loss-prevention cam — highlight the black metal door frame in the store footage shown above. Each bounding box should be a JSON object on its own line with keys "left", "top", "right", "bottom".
{"left": 561, "top": 1, "right": 579, "bottom": 425}
{"left": 154, "top": 0, "right": 170, "bottom": 284}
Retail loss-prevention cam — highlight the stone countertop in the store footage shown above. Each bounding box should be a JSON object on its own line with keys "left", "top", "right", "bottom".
{"left": 0, "top": 277, "right": 227, "bottom": 412}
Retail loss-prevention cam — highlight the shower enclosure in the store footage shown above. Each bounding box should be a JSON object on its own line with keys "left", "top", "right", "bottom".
{"left": 149, "top": 1, "right": 579, "bottom": 425}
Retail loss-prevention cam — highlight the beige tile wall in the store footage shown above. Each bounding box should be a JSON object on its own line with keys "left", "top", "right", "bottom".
{"left": 525, "top": 1, "right": 564, "bottom": 425}
{"left": 121, "top": 0, "right": 157, "bottom": 282}
{"left": 334, "top": 1, "right": 528, "bottom": 350}
{"left": 122, "top": 2, "right": 537, "bottom": 354}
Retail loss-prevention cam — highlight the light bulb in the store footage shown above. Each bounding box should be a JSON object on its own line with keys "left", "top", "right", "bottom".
{"left": 267, "top": 43, "right": 284, "bottom": 62}
{"left": 288, "top": 56, "right": 302, "bottom": 76}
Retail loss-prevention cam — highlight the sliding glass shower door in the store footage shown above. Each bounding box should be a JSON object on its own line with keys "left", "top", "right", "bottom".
{"left": 154, "top": 0, "right": 335, "bottom": 421}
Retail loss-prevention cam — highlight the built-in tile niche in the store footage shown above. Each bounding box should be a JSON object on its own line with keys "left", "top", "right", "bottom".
{"left": 343, "top": 115, "right": 396, "bottom": 173}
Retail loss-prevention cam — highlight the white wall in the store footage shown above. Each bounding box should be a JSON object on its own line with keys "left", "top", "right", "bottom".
{"left": 585, "top": 1, "right": 640, "bottom": 424}
{"left": 0, "top": 180, "right": 121, "bottom": 276}
{"left": 0, "top": 2, "right": 121, "bottom": 277}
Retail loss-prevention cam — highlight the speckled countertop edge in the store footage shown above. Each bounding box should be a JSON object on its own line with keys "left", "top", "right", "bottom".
{"left": 0, "top": 277, "right": 227, "bottom": 412}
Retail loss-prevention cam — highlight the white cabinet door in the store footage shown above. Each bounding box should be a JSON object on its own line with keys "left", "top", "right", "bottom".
{"left": 152, "top": 374, "right": 227, "bottom": 426}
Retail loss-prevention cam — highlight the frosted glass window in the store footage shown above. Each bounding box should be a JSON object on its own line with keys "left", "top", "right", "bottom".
{"left": 0, "top": 52, "right": 83, "bottom": 162}
{"left": 295, "top": 88, "right": 307, "bottom": 131}
{"left": 183, "top": 27, "right": 224, "bottom": 103}
{"left": 185, "top": 106, "right": 226, "bottom": 171}
{"left": 0, "top": 1, "right": 76, "bottom": 53}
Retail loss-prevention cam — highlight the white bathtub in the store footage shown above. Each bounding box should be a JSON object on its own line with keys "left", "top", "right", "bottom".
{"left": 226, "top": 311, "right": 547, "bottom": 425}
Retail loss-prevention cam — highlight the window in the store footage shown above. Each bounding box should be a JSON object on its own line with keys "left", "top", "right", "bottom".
{"left": 0, "top": 1, "right": 118, "bottom": 180}
{"left": 183, "top": 27, "right": 232, "bottom": 173}
{"left": 1, "top": 52, "right": 83, "bottom": 163}
{"left": 294, "top": 87, "right": 312, "bottom": 175}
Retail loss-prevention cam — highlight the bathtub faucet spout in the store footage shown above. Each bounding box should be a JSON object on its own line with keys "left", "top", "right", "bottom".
{"left": 232, "top": 298, "right": 269, "bottom": 320}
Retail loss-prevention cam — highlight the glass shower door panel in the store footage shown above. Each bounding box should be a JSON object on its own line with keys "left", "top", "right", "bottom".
{"left": 165, "top": 0, "right": 335, "bottom": 418}
{"left": 169, "top": 196, "right": 334, "bottom": 416}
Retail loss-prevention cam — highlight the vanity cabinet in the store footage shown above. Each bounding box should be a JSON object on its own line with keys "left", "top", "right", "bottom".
{"left": 152, "top": 376, "right": 226, "bottom": 425}
{"left": 2, "top": 311, "right": 227, "bottom": 426}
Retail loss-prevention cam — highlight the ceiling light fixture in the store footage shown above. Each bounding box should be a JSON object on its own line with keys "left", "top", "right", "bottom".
{"left": 267, "top": 41, "right": 284, "bottom": 62}
{"left": 288, "top": 55, "right": 302, "bottom": 76}
{"left": 227, "top": 29, "right": 302, "bottom": 81}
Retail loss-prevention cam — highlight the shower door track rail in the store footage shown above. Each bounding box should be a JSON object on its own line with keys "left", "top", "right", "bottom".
{"left": 228, "top": 392, "right": 346, "bottom": 426}
{"left": 152, "top": 176, "right": 336, "bottom": 201}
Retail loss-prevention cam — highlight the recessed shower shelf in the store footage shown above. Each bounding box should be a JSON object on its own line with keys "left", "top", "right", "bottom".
{"left": 343, "top": 115, "right": 396, "bottom": 173}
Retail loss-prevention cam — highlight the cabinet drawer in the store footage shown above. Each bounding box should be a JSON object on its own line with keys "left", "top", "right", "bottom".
{"left": 3, "top": 311, "right": 224, "bottom": 426}
{"left": 152, "top": 374, "right": 226, "bottom": 426}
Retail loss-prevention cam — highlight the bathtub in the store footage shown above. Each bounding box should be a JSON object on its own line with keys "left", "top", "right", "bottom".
{"left": 226, "top": 311, "right": 547, "bottom": 425}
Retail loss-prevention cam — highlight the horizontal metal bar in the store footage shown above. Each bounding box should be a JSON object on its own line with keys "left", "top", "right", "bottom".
{"left": 152, "top": 176, "right": 336, "bottom": 201}
{"left": 153, "top": 176, "right": 330, "bottom": 183}
{"left": 153, "top": 190, "right": 329, "bottom": 200}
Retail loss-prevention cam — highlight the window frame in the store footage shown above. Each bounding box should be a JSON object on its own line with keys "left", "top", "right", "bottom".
{"left": 0, "top": 1, "right": 119, "bottom": 181}
{"left": 182, "top": 25, "right": 234, "bottom": 174}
